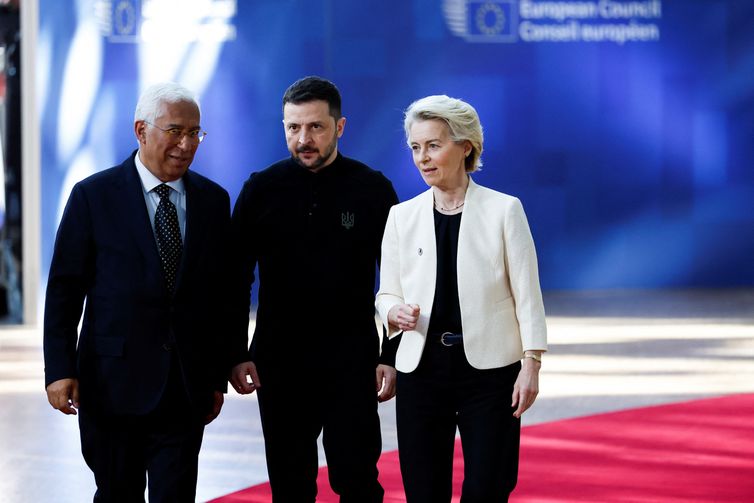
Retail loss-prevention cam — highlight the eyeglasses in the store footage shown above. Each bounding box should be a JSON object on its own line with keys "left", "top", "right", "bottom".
{"left": 145, "top": 121, "right": 207, "bottom": 144}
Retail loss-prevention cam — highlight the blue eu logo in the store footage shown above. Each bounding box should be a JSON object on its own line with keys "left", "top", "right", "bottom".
{"left": 467, "top": 1, "right": 515, "bottom": 39}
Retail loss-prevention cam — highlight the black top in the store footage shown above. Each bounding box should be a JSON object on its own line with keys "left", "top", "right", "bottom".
{"left": 427, "top": 209, "right": 463, "bottom": 336}
{"left": 231, "top": 153, "right": 400, "bottom": 366}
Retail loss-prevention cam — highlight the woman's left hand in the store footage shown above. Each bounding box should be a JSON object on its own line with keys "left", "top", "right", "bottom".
{"left": 511, "top": 358, "right": 541, "bottom": 418}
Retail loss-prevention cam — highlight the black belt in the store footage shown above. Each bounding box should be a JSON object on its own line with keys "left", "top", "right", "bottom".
{"left": 430, "top": 332, "right": 463, "bottom": 346}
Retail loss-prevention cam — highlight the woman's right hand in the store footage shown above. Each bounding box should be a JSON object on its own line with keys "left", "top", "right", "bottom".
{"left": 388, "top": 304, "right": 420, "bottom": 332}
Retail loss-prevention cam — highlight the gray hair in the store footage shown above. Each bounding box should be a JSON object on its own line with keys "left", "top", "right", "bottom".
{"left": 134, "top": 82, "right": 200, "bottom": 123}
{"left": 404, "top": 95, "right": 484, "bottom": 173}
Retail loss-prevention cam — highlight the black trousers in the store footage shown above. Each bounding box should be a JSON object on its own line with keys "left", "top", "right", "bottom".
{"left": 78, "top": 358, "right": 205, "bottom": 503}
{"left": 396, "top": 341, "right": 521, "bottom": 503}
{"left": 256, "top": 360, "right": 384, "bottom": 503}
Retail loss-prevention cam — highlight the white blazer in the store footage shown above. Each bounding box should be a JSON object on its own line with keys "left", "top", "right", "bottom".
{"left": 376, "top": 177, "right": 547, "bottom": 373}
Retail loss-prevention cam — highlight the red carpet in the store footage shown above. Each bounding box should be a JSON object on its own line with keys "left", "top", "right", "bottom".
{"left": 210, "top": 394, "right": 754, "bottom": 502}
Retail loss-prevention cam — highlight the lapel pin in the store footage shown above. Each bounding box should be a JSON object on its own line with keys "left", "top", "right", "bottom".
{"left": 418, "top": 248, "right": 423, "bottom": 256}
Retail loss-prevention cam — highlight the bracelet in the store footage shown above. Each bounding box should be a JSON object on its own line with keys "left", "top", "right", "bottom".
{"left": 523, "top": 353, "right": 542, "bottom": 363}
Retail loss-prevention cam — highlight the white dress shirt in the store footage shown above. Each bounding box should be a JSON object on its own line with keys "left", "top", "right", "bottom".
{"left": 134, "top": 150, "right": 186, "bottom": 242}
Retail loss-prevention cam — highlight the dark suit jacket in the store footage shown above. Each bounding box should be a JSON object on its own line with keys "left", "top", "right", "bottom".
{"left": 44, "top": 151, "right": 232, "bottom": 417}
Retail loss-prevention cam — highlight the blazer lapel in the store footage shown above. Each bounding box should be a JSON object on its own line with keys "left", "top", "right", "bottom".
{"left": 456, "top": 176, "right": 480, "bottom": 309}
{"left": 413, "top": 189, "right": 438, "bottom": 332}
{"left": 417, "top": 188, "right": 436, "bottom": 259}
{"left": 457, "top": 176, "right": 477, "bottom": 259}
{"left": 174, "top": 171, "right": 202, "bottom": 291}
{"left": 117, "top": 153, "right": 163, "bottom": 274}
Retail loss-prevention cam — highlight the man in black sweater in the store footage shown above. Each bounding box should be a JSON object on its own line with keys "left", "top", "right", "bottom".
{"left": 229, "top": 76, "right": 399, "bottom": 502}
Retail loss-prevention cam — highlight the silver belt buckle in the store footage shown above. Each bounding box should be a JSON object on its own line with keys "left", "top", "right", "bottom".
{"left": 440, "top": 332, "right": 455, "bottom": 347}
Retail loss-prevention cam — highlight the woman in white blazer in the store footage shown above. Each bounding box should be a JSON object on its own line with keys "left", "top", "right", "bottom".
{"left": 376, "top": 95, "right": 547, "bottom": 502}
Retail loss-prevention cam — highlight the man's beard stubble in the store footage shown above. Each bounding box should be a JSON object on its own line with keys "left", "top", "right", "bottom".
{"left": 292, "top": 134, "right": 338, "bottom": 172}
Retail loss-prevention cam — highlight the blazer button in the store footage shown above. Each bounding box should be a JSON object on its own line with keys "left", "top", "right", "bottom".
{"left": 162, "top": 343, "right": 173, "bottom": 352}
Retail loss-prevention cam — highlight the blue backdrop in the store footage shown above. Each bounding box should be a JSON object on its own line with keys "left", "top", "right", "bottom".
{"left": 39, "top": 0, "right": 754, "bottom": 290}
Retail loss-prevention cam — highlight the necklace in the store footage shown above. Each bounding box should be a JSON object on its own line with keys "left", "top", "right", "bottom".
{"left": 434, "top": 200, "right": 465, "bottom": 211}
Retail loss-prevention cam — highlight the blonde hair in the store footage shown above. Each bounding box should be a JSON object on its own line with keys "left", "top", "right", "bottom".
{"left": 404, "top": 95, "right": 483, "bottom": 172}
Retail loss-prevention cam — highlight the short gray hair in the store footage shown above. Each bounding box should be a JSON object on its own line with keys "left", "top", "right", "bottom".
{"left": 404, "top": 95, "right": 484, "bottom": 173}
{"left": 134, "top": 82, "right": 200, "bottom": 123}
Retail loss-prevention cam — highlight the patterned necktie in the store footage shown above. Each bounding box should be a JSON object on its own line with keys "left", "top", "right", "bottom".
{"left": 154, "top": 184, "right": 183, "bottom": 292}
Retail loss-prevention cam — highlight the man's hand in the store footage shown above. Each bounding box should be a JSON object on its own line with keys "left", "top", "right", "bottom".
{"left": 230, "top": 361, "right": 261, "bottom": 395}
{"left": 376, "top": 364, "right": 397, "bottom": 402}
{"left": 204, "top": 391, "right": 224, "bottom": 424}
{"left": 46, "top": 378, "right": 80, "bottom": 415}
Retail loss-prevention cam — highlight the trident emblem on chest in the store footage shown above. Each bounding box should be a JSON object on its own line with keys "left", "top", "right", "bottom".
{"left": 341, "top": 212, "right": 355, "bottom": 230}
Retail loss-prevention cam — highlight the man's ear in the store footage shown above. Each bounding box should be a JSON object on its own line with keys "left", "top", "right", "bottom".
{"left": 336, "top": 116, "right": 346, "bottom": 138}
{"left": 134, "top": 121, "right": 147, "bottom": 144}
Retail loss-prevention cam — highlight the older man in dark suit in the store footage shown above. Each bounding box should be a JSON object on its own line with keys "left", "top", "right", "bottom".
{"left": 44, "top": 82, "right": 231, "bottom": 502}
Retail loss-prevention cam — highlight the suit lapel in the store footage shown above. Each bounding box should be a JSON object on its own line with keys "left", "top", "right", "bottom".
{"left": 117, "top": 153, "right": 163, "bottom": 275}
{"left": 175, "top": 171, "right": 201, "bottom": 291}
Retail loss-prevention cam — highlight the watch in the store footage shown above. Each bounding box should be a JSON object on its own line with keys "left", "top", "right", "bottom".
{"left": 523, "top": 352, "right": 542, "bottom": 363}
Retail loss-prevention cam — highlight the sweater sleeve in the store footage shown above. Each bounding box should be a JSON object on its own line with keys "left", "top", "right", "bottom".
{"left": 228, "top": 174, "right": 261, "bottom": 365}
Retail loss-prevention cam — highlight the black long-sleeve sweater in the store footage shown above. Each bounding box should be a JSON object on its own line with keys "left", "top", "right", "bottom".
{"left": 231, "top": 153, "right": 400, "bottom": 368}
